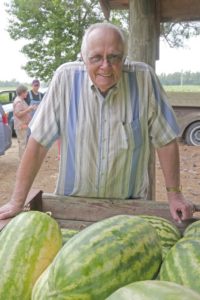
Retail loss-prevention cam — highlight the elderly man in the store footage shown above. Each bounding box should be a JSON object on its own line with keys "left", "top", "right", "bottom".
{"left": 0, "top": 22, "right": 194, "bottom": 221}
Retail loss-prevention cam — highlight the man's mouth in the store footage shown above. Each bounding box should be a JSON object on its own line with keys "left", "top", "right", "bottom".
{"left": 98, "top": 74, "right": 112, "bottom": 78}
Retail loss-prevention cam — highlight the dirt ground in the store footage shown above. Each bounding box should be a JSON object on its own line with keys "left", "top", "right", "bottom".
{"left": 0, "top": 138, "right": 200, "bottom": 207}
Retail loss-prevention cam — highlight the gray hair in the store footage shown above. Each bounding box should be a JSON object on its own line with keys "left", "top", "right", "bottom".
{"left": 81, "top": 22, "right": 128, "bottom": 61}
{"left": 16, "top": 84, "right": 28, "bottom": 96}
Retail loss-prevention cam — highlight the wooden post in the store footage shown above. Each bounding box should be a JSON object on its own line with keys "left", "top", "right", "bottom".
{"left": 128, "top": 0, "right": 158, "bottom": 67}
{"left": 128, "top": 0, "right": 159, "bottom": 199}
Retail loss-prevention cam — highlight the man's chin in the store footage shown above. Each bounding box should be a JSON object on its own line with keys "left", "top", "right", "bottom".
{"left": 96, "top": 81, "right": 115, "bottom": 93}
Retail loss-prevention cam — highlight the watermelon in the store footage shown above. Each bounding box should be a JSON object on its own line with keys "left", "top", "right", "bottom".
{"left": 140, "top": 215, "right": 181, "bottom": 258}
{"left": 0, "top": 211, "right": 62, "bottom": 300}
{"left": 106, "top": 280, "right": 200, "bottom": 300}
{"left": 32, "top": 265, "right": 51, "bottom": 299}
{"left": 61, "top": 228, "right": 78, "bottom": 245}
{"left": 184, "top": 220, "right": 200, "bottom": 239}
{"left": 32, "top": 215, "right": 162, "bottom": 300}
{"left": 159, "top": 237, "right": 200, "bottom": 294}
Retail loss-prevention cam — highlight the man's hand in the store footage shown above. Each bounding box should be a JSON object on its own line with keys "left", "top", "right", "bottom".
{"left": 0, "top": 202, "right": 23, "bottom": 220}
{"left": 168, "top": 192, "right": 194, "bottom": 222}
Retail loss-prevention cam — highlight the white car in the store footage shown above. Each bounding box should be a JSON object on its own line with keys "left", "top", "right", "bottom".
{"left": 0, "top": 103, "right": 12, "bottom": 155}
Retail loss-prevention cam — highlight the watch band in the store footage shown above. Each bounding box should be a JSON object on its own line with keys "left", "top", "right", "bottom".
{"left": 166, "top": 186, "right": 182, "bottom": 193}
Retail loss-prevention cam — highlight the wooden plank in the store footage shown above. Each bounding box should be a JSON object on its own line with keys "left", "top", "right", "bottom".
{"left": 160, "top": 0, "right": 200, "bottom": 22}
{"left": 1, "top": 192, "right": 199, "bottom": 234}
{"left": 101, "top": 0, "right": 128, "bottom": 9}
{"left": 99, "top": 0, "right": 111, "bottom": 19}
{"left": 99, "top": 0, "right": 200, "bottom": 22}
{"left": 41, "top": 193, "right": 200, "bottom": 234}
{"left": 41, "top": 194, "right": 172, "bottom": 221}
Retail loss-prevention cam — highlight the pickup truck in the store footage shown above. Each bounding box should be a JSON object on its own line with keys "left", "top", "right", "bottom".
{"left": 168, "top": 92, "right": 200, "bottom": 146}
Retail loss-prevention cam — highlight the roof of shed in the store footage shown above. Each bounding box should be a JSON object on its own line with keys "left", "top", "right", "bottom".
{"left": 99, "top": 0, "right": 200, "bottom": 22}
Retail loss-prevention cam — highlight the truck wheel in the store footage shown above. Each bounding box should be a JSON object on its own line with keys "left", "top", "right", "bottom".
{"left": 185, "top": 122, "right": 200, "bottom": 146}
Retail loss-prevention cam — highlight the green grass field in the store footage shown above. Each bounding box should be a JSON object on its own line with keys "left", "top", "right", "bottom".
{"left": 1, "top": 85, "right": 200, "bottom": 93}
{"left": 163, "top": 85, "right": 200, "bottom": 92}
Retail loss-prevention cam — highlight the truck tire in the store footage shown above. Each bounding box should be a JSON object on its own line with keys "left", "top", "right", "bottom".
{"left": 185, "top": 122, "right": 200, "bottom": 146}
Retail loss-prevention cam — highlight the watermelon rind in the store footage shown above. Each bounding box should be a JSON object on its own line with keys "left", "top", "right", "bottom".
{"left": 184, "top": 220, "right": 200, "bottom": 239}
{"left": 140, "top": 215, "right": 181, "bottom": 258}
{"left": 159, "top": 237, "right": 200, "bottom": 294}
{"left": 106, "top": 280, "right": 200, "bottom": 300}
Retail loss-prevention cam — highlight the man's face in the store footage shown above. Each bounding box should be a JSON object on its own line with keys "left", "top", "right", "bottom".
{"left": 83, "top": 28, "right": 124, "bottom": 94}
{"left": 32, "top": 83, "right": 40, "bottom": 93}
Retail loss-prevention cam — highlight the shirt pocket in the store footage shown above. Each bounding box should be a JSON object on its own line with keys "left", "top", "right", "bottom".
{"left": 119, "top": 119, "right": 142, "bottom": 150}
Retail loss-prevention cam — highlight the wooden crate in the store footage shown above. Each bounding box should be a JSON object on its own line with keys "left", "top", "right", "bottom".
{"left": 1, "top": 189, "right": 200, "bottom": 234}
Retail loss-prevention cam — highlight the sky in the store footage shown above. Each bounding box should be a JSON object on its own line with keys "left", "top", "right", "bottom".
{"left": 0, "top": 1, "right": 32, "bottom": 82}
{"left": 0, "top": 1, "right": 200, "bottom": 83}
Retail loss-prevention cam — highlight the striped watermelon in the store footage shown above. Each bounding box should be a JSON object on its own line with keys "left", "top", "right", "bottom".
{"left": 32, "top": 215, "right": 162, "bottom": 300}
{"left": 61, "top": 228, "right": 78, "bottom": 245}
{"left": 184, "top": 220, "right": 200, "bottom": 239}
{"left": 159, "top": 237, "right": 200, "bottom": 294}
{"left": 0, "top": 211, "right": 62, "bottom": 300}
{"left": 140, "top": 215, "right": 181, "bottom": 258}
{"left": 106, "top": 280, "right": 200, "bottom": 300}
{"left": 32, "top": 266, "right": 51, "bottom": 299}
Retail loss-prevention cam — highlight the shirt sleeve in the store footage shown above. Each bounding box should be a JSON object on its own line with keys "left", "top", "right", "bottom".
{"left": 14, "top": 101, "right": 23, "bottom": 114}
{"left": 147, "top": 67, "right": 180, "bottom": 148}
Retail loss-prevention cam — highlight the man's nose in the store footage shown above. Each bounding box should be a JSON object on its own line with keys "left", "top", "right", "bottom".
{"left": 100, "top": 57, "right": 111, "bottom": 67}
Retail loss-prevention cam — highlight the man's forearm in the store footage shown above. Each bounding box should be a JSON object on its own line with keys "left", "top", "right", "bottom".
{"left": 156, "top": 139, "right": 180, "bottom": 189}
{"left": 10, "top": 137, "right": 48, "bottom": 207}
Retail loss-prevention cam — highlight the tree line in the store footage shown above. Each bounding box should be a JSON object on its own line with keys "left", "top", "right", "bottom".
{"left": 1, "top": 72, "right": 200, "bottom": 89}
{"left": 0, "top": 80, "right": 21, "bottom": 88}
{"left": 158, "top": 72, "right": 200, "bottom": 86}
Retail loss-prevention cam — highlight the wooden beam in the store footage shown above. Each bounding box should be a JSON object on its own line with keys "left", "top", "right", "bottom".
{"left": 99, "top": 0, "right": 200, "bottom": 22}
{"left": 107, "top": 0, "right": 129, "bottom": 9}
{"left": 36, "top": 194, "right": 200, "bottom": 233}
{"left": 99, "top": 0, "right": 111, "bottom": 19}
{"left": 160, "top": 0, "right": 200, "bottom": 22}
{"left": 99, "top": 0, "right": 129, "bottom": 20}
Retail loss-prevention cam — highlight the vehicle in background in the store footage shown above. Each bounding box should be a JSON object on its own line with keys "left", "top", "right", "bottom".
{"left": 0, "top": 103, "right": 12, "bottom": 155}
{"left": 0, "top": 88, "right": 48, "bottom": 137}
{"left": 0, "top": 90, "right": 16, "bottom": 103}
{"left": 168, "top": 92, "right": 200, "bottom": 146}
{"left": 0, "top": 90, "right": 16, "bottom": 136}
{"left": 173, "top": 106, "right": 200, "bottom": 146}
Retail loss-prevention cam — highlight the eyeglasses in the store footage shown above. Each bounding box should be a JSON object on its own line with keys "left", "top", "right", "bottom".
{"left": 88, "top": 54, "right": 123, "bottom": 65}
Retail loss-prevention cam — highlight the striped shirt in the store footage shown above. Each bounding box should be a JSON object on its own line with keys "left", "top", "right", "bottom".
{"left": 30, "top": 61, "right": 180, "bottom": 199}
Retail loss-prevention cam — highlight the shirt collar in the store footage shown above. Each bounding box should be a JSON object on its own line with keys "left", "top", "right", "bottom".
{"left": 90, "top": 78, "right": 121, "bottom": 97}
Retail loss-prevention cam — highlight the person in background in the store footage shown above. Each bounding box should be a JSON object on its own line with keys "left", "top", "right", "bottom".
{"left": 0, "top": 22, "right": 194, "bottom": 221}
{"left": 25, "top": 79, "right": 44, "bottom": 116}
{"left": 13, "top": 85, "right": 36, "bottom": 159}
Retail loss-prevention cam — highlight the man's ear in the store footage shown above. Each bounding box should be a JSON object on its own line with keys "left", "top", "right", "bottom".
{"left": 80, "top": 52, "right": 84, "bottom": 62}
